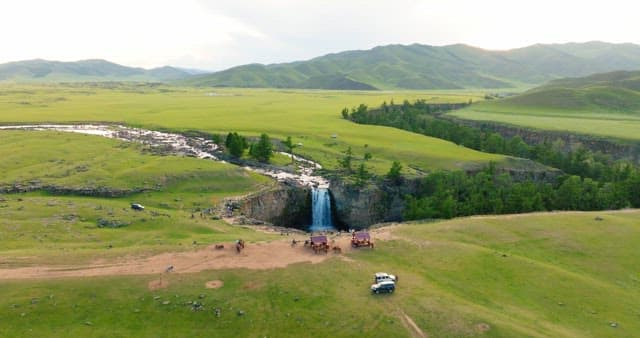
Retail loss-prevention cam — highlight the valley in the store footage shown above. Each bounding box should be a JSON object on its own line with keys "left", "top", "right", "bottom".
{"left": 1, "top": 21, "right": 640, "bottom": 337}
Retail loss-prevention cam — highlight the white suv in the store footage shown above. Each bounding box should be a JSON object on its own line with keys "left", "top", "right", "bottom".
{"left": 374, "top": 272, "right": 397, "bottom": 284}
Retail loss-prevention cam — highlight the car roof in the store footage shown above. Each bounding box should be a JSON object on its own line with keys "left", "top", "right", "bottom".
{"left": 375, "top": 272, "right": 389, "bottom": 277}
{"left": 378, "top": 280, "right": 395, "bottom": 286}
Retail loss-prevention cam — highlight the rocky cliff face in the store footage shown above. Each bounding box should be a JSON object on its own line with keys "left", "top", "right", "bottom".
{"left": 330, "top": 178, "right": 420, "bottom": 229}
{"left": 236, "top": 184, "right": 311, "bottom": 230}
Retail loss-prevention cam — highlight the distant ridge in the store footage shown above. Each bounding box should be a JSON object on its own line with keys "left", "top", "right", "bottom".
{"left": 493, "top": 70, "right": 640, "bottom": 111}
{"left": 181, "top": 41, "right": 640, "bottom": 90}
{"left": 0, "top": 59, "right": 198, "bottom": 83}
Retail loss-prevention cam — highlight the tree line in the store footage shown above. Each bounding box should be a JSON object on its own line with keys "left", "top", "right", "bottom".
{"left": 404, "top": 164, "right": 640, "bottom": 220}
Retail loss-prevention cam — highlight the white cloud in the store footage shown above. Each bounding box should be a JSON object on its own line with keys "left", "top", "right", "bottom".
{"left": 1, "top": 0, "right": 639, "bottom": 70}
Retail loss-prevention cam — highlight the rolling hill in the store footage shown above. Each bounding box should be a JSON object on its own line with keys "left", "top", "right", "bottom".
{"left": 493, "top": 70, "right": 640, "bottom": 111}
{"left": 182, "top": 41, "right": 640, "bottom": 90}
{"left": 0, "top": 59, "right": 196, "bottom": 83}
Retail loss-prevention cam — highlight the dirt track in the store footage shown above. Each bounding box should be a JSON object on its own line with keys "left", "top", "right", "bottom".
{"left": 0, "top": 233, "right": 374, "bottom": 280}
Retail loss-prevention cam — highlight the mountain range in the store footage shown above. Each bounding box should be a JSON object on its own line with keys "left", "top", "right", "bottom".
{"left": 0, "top": 59, "right": 193, "bottom": 82}
{"left": 3, "top": 41, "right": 640, "bottom": 89}
{"left": 182, "top": 41, "right": 640, "bottom": 90}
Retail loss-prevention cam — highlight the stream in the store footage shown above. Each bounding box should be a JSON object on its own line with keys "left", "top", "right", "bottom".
{"left": 0, "top": 124, "right": 330, "bottom": 188}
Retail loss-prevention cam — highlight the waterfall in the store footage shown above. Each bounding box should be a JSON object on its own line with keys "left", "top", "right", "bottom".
{"left": 310, "top": 187, "right": 334, "bottom": 231}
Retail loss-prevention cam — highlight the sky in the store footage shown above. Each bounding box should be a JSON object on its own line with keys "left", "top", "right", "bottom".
{"left": 1, "top": 0, "right": 638, "bottom": 71}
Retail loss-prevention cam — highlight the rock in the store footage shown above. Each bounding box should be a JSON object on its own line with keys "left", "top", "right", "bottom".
{"left": 610, "top": 322, "right": 618, "bottom": 328}
{"left": 198, "top": 294, "right": 206, "bottom": 299}
{"left": 84, "top": 321, "right": 92, "bottom": 326}
{"left": 30, "top": 298, "right": 39, "bottom": 304}
{"left": 133, "top": 309, "right": 140, "bottom": 313}
{"left": 153, "top": 296, "right": 161, "bottom": 300}
{"left": 162, "top": 301, "right": 171, "bottom": 305}
{"left": 237, "top": 310, "right": 245, "bottom": 316}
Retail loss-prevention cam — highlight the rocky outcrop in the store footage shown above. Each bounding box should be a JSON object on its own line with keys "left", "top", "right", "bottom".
{"left": 330, "top": 178, "right": 421, "bottom": 229}
{"left": 0, "top": 183, "right": 149, "bottom": 197}
{"left": 235, "top": 184, "right": 311, "bottom": 230}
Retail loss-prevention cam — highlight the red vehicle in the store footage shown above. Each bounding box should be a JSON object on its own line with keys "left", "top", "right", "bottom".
{"left": 309, "top": 235, "right": 329, "bottom": 254}
{"left": 351, "top": 232, "right": 374, "bottom": 248}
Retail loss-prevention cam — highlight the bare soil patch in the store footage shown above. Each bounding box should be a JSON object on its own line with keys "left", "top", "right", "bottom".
{"left": 0, "top": 232, "right": 379, "bottom": 280}
{"left": 0, "top": 225, "right": 398, "bottom": 281}
{"left": 205, "top": 280, "right": 224, "bottom": 289}
{"left": 475, "top": 323, "right": 491, "bottom": 332}
{"left": 148, "top": 279, "right": 170, "bottom": 290}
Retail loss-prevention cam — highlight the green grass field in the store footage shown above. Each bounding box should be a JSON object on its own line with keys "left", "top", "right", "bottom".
{"left": 0, "top": 84, "right": 505, "bottom": 174}
{"left": 2, "top": 210, "right": 638, "bottom": 337}
{"left": 0, "top": 130, "right": 277, "bottom": 265}
{"left": 0, "top": 130, "right": 271, "bottom": 191}
{"left": 451, "top": 102, "right": 640, "bottom": 141}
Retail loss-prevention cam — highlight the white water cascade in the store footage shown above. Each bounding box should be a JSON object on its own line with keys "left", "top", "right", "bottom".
{"left": 310, "top": 187, "right": 335, "bottom": 232}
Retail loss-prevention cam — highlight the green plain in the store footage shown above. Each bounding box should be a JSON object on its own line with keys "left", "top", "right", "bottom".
{"left": 0, "top": 84, "right": 503, "bottom": 174}
{"left": 452, "top": 101, "right": 640, "bottom": 141}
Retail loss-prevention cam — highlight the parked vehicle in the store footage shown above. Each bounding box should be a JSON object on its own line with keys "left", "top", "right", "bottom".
{"left": 131, "top": 203, "right": 145, "bottom": 210}
{"left": 371, "top": 280, "right": 395, "bottom": 294}
{"left": 374, "top": 272, "right": 397, "bottom": 284}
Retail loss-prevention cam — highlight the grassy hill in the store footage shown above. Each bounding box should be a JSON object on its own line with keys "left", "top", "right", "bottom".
{"left": 450, "top": 71, "right": 640, "bottom": 141}
{"left": 497, "top": 70, "right": 640, "bottom": 111}
{"left": 182, "top": 41, "right": 640, "bottom": 90}
{"left": 0, "top": 59, "right": 194, "bottom": 83}
{"left": 1, "top": 210, "right": 638, "bottom": 337}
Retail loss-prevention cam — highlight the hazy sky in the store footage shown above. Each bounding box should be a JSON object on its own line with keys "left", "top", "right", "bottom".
{"left": 1, "top": 0, "right": 638, "bottom": 70}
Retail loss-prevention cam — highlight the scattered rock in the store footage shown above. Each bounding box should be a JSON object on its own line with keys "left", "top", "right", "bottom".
{"left": 198, "top": 294, "right": 206, "bottom": 299}
{"left": 84, "top": 321, "right": 93, "bottom": 326}
{"left": 96, "top": 218, "right": 129, "bottom": 228}
{"left": 237, "top": 310, "right": 245, "bottom": 316}
{"left": 558, "top": 302, "right": 565, "bottom": 306}
{"left": 30, "top": 298, "right": 39, "bottom": 304}
{"left": 162, "top": 301, "right": 171, "bottom": 305}
{"left": 595, "top": 216, "right": 604, "bottom": 221}
{"left": 133, "top": 309, "right": 140, "bottom": 313}
{"left": 610, "top": 322, "right": 618, "bottom": 328}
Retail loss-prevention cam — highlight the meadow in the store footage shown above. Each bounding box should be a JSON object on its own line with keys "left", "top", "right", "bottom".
{"left": 451, "top": 102, "right": 640, "bottom": 142}
{"left": 1, "top": 210, "right": 638, "bottom": 337}
{"left": 0, "top": 84, "right": 504, "bottom": 174}
{"left": 0, "top": 130, "right": 277, "bottom": 265}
